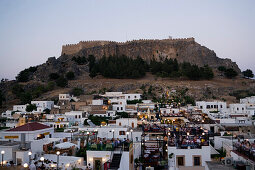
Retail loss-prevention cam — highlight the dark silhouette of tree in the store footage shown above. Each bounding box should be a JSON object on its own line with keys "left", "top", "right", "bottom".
{"left": 56, "top": 76, "right": 68, "bottom": 87}
{"left": 49, "top": 73, "right": 60, "bottom": 80}
{"left": 65, "top": 71, "right": 75, "bottom": 80}
{"left": 26, "top": 104, "right": 37, "bottom": 112}
{"left": 242, "top": 69, "right": 254, "bottom": 78}
{"left": 16, "top": 66, "right": 37, "bottom": 82}
{"left": 224, "top": 68, "right": 238, "bottom": 78}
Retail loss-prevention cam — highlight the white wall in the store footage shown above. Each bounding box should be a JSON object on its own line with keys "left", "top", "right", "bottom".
{"left": 92, "top": 100, "right": 104, "bottom": 105}
{"left": 119, "top": 151, "right": 131, "bottom": 170}
{"left": 167, "top": 146, "right": 211, "bottom": 167}
{"left": 59, "top": 94, "right": 70, "bottom": 100}
{"left": 125, "top": 94, "right": 141, "bottom": 101}
{"left": 196, "top": 101, "right": 227, "bottom": 113}
{"left": 86, "top": 151, "right": 111, "bottom": 169}
{"left": 0, "top": 147, "right": 18, "bottom": 163}
{"left": 31, "top": 101, "right": 54, "bottom": 111}
{"left": 116, "top": 118, "right": 137, "bottom": 128}
{"left": 229, "top": 104, "right": 246, "bottom": 114}
{"left": 13, "top": 105, "right": 27, "bottom": 112}
{"left": 0, "top": 128, "right": 54, "bottom": 141}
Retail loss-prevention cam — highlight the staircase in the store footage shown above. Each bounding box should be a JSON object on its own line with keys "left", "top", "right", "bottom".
{"left": 109, "top": 153, "right": 122, "bottom": 170}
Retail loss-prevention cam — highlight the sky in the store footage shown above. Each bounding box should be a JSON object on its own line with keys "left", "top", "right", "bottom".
{"left": 0, "top": 0, "right": 255, "bottom": 80}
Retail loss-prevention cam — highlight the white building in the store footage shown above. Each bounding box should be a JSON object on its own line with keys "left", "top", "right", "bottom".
{"left": 240, "top": 96, "right": 255, "bottom": 104}
{"left": 168, "top": 146, "right": 211, "bottom": 169}
{"left": 90, "top": 110, "right": 116, "bottom": 117}
{"left": 125, "top": 93, "right": 142, "bottom": 101}
{"left": 65, "top": 111, "right": 86, "bottom": 126}
{"left": 0, "top": 122, "right": 54, "bottom": 141}
{"left": 59, "top": 94, "right": 71, "bottom": 101}
{"left": 13, "top": 105, "right": 27, "bottom": 112}
{"left": 229, "top": 103, "right": 247, "bottom": 115}
{"left": 31, "top": 101, "right": 54, "bottom": 112}
{"left": 196, "top": 101, "right": 227, "bottom": 113}
{"left": 1, "top": 110, "right": 13, "bottom": 119}
{"left": 92, "top": 99, "right": 104, "bottom": 105}
{"left": 115, "top": 118, "right": 137, "bottom": 128}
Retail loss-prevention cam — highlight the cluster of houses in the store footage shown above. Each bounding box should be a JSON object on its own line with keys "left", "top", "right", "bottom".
{"left": 0, "top": 91, "right": 255, "bottom": 170}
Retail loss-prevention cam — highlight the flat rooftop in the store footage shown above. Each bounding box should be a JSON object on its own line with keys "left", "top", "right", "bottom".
{"left": 206, "top": 161, "right": 236, "bottom": 170}
{"left": 0, "top": 141, "right": 21, "bottom": 146}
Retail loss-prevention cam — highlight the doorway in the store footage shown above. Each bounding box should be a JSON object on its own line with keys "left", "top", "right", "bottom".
{"left": 94, "top": 158, "right": 102, "bottom": 170}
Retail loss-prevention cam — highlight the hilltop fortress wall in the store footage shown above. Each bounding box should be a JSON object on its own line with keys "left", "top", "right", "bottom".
{"left": 61, "top": 37, "right": 240, "bottom": 72}
{"left": 62, "top": 37, "right": 195, "bottom": 55}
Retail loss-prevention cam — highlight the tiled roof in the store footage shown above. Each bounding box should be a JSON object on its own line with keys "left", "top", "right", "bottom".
{"left": 7, "top": 122, "right": 51, "bottom": 132}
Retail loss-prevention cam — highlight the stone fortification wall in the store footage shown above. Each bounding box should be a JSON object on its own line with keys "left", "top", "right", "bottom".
{"left": 62, "top": 38, "right": 195, "bottom": 55}
{"left": 61, "top": 37, "right": 240, "bottom": 72}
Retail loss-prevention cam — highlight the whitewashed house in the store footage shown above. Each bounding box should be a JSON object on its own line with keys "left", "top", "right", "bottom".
{"left": 125, "top": 93, "right": 142, "bottom": 101}
{"left": 0, "top": 122, "right": 54, "bottom": 141}
{"left": 31, "top": 101, "right": 54, "bottom": 112}
{"left": 196, "top": 101, "right": 227, "bottom": 113}
{"left": 13, "top": 105, "right": 27, "bottom": 112}
{"left": 65, "top": 111, "right": 86, "bottom": 126}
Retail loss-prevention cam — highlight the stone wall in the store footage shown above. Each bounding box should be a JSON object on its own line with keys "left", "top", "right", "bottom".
{"left": 61, "top": 37, "right": 240, "bottom": 72}
{"left": 61, "top": 38, "right": 195, "bottom": 55}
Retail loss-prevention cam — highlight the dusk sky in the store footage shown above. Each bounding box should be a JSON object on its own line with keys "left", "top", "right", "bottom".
{"left": 0, "top": 0, "right": 254, "bottom": 80}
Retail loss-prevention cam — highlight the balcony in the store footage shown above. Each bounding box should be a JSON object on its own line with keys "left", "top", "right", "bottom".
{"left": 86, "top": 140, "right": 132, "bottom": 151}
{"left": 233, "top": 142, "right": 255, "bottom": 162}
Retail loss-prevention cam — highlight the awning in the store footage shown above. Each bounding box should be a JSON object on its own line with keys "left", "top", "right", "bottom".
{"left": 55, "top": 142, "right": 77, "bottom": 149}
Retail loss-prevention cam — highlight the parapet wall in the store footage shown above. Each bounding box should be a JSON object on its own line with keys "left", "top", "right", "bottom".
{"left": 61, "top": 37, "right": 195, "bottom": 55}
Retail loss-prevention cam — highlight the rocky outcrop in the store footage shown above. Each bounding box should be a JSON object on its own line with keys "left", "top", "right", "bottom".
{"left": 62, "top": 38, "right": 240, "bottom": 72}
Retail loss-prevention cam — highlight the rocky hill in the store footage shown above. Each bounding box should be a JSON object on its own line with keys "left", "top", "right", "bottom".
{"left": 1, "top": 37, "right": 254, "bottom": 112}
{"left": 62, "top": 37, "right": 240, "bottom": 71}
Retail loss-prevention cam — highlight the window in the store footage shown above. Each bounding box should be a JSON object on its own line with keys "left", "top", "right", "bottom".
{"left": 206, "top": 105, "right": 210, "bottom": 109}
{"left": 75, "top": 115, "right": 77, "bottom": 118}
{"left": 117, "top": 107, "right": 119, "bottom": 110}
{"left": 119, "top": 122, "right": 121, "bottom": 126}
{"left": 134, "top": 96, "right": 137, "bottom": 99}
{"left": 79, "top": 115, "right": 81, "bottom": 118}
{"left": 119, "top": 131, "right": 125, "bottom": 135}
{"left": 177, "top": 156, "right": 185, "bottom": 166}
{"left": 200, "top": 106, "right": 202, "bottom": 109}
{"left": 220, "top": 105, "right": 223, "bottom": 108}
{"left": 193, "top": 156, "right": 201, "bottom": 166}
{"left": 128, "top": 96, "right": 130, "bottom": 99}
{"left": 121, "top": 107, "right": 123, "bottom": 110}
{"left": 237, "top": 108, "right": 239, "bottom": 111}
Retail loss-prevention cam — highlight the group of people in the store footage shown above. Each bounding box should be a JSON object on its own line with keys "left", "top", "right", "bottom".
{"left": 143, "top": 123, "right": 165, "bottom": 132}
{"left": 234, "top": 139, "right": 255, "bottom": 160}
{"left": 168, "top": 126, "right": 209, "bottom": 148}
{"left": 88, "top": 137, "right": 132, "bottom": 150}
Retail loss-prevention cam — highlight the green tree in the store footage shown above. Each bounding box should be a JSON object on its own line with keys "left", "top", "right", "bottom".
{"left": 49, "top": 73, "right": 60, "bottom": 80}
{"left": 0, "top": 90, "right": 4, "bottom": 107}
{"left": 66, "top": 71, "right": 75, "bottom": 80}
{"left": 12, "top": 84, "right": 24, "bottom": 97}
{"left": 46, "top": 81, "right": 55, "bottom": 91}
{"left": 224, "top": 68, "right": 238, "bottom": 78}
{"left": 218, "top": 66, "right": 226, "bottom": 72}
{"left": 71, "top": 88, "right": 84, "bottom": 96}
{"left": 26, "top": 104, "right": 37, "bottom": 112}
{"left": 242, "top": 69, "right": 254, "bottom": 78}
{"left": 16, "top": 66, "right": 37, "bottom": 82}
{"left": 56, "top": 76, "right": 68, "bottom": 87}
{"left": 43, "top": 108, "right": 51, "bottom": 114}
